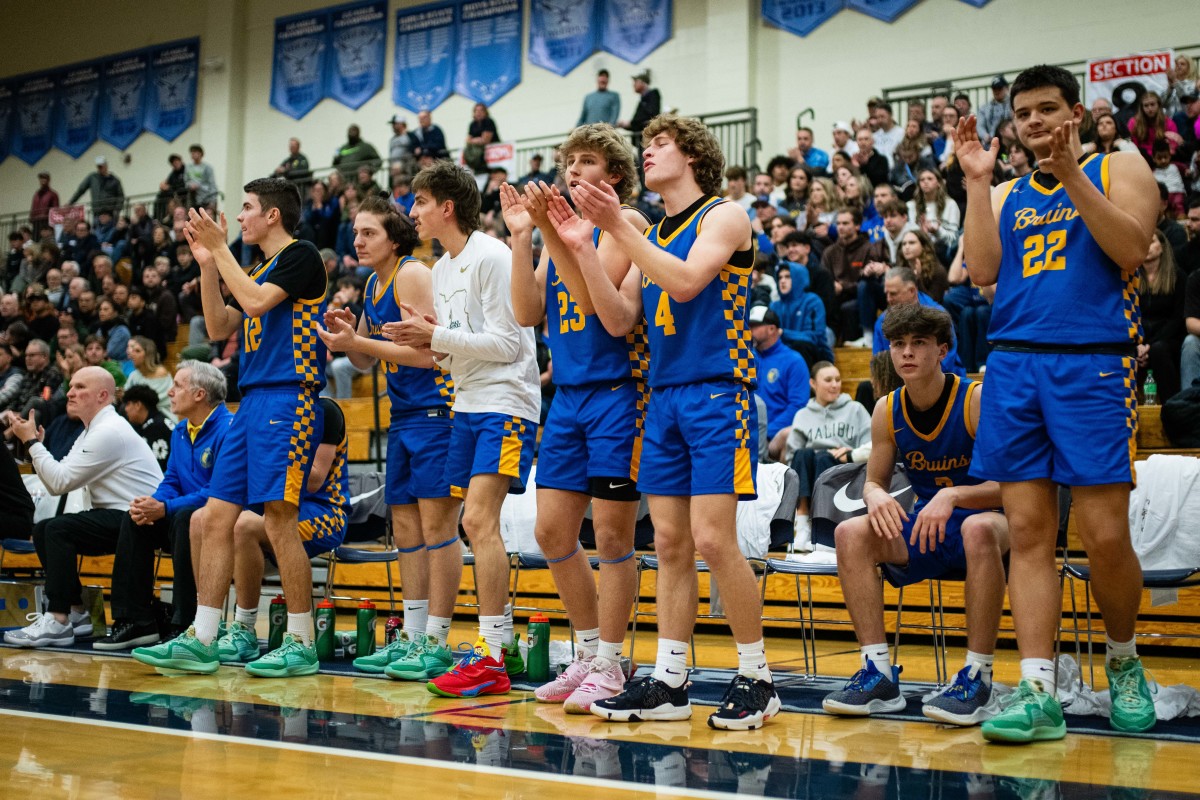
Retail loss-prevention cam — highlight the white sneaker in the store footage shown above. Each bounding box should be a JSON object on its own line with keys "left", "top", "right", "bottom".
{"left": 844, "top": 336, "right": 872, "bottom": 349}
{"left": 69, "top": 610, "right": 93, "bottom": 638}
{"left": 3, "top": 613, "right": 75, "bottom": 648}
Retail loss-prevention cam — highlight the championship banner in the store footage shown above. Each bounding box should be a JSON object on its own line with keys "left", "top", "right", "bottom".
{"left": 455, "top": 0, "right": 522, "bottom": 106}
{"left": 327, "top": 1, "right": 387, "bottom": 110}
{"left": 600, "top": 0, "right": 671, "bottom": 65}
{"left": 272, "top": 9, "right": 329, "bottom": 119}
{"left": 529, "top": 0, "right": 598, "bottom": 77}
{"left": 54, "top": 62, "right": 101, "bottom": 158}
{"left": 1086, "top": 50, "right": 1173, "bottom": 112}
{"left": 0, "top": 83, "right": 15, "bottom": 164}
{"left": 846, "top": 0, "right": 919, "bottom": 22}
{"left": 761, "top": 0, "right": 845, "bottom": 38}
{"left": 144, "top": 39, "right": 199, "bottom": 141}
{"left": 393, "top": 1, "right": 456, "bottom": 113}
{"left": 99, "top": 50, "right": 147, "bottom": 150}
{"left": 13, "top": 73, "right": 57, "bottom": 165}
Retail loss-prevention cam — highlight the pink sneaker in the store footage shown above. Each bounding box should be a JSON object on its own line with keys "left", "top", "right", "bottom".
{"left": 564, "top": 656, "right": 626, "bottom": 714}
{"left": 534, "top": 655, "right": 592, "bottom": 703}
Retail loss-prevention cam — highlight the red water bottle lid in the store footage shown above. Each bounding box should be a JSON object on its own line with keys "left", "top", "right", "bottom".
{"left": 318, "top": 598, "right": 334, "bottom": 609}
{"left": 271, "top": 595, "right": 286, "bottom": 604}
{"left": 358, "top": 599, "right": 376, "bottom": 609}
{"left": 530, "top": 613, "right": 549, "bottom": 622}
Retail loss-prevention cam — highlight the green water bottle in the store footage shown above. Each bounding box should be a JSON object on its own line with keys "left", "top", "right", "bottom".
{"left": 1144, "top": 370, "right": 1158, "bottom": 406}
{"left": 268, "top": 595, "right": 287, "bottom": 650}
{"left": 526, "top": 613, "right": 551, "bottom": 682}
{"left": 315, "top": 598, "right": 336, "bottom": 661}
{"left": 356, "top": 599, "right": 377, "bottom": 657}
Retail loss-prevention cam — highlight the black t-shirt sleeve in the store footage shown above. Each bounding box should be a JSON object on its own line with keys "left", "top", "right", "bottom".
{"left": 265, "top": 241, "right": 327, "bottom": 302}
{"left": 1185, "top": 270, "right": 1200, "bottom": 321}
{"left": 319, "top": 397, "right": 346, "bottom": 445}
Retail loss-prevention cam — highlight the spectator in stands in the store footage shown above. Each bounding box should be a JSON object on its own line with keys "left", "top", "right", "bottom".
{"left": 98, "top": 362, "right": 231, "bottom": 648}
{"left": 1158, "top": 182, "right": 1189, "bottom": 252}
{"left": 333, "top": 124, "right": 382, "bottom": 180}
{"left": 888, "top": 139, "right": 935, "bottom": 202}
{"left": 74, "top": 291, "right": 98, "bottom": 333}
{"left": 410, "top": 110, "right": 448, "bottom": 161}
{"left": 185, "top": 145, "right": 219, "bottom": 211}
{"left": 1178, "top": 198, "right": 1200, "bottom": 276}
{"left": 96, "top": 297, "right": 130, "bottom": 362}
{"left": 824, "top": 208, "right": 873, "bottom": 342}
{"left": 724, "top": 166, "right": 754, "bottom": 210}
{"left": 902, "top": 116, "right": 933, "bottom": 161}
{"left": 84, "top": 334, "right": 125, "bottom": 388}
{"left": 69, "top": 157, "right": 125, "bottom": 219}
{"left": 121, "top": 383, "right": 172, "bottom": 472}
{"left": 155, "top": 154, "right": 187, "bottom": 222}
{"left": 789, "top": 126, "right": 830, "bottom": 175}
{"left": 9, "top": 338, "right": 62, "bottom": 420}
{"left": 805, "top": 178, "right": 839, "bottom": 241}
{"left": 750, "top": 305, "right": 811, "bottom": 461}
{"left": 578, "top": 68, "right": 620, "bottom": 126}
{"left": 62, "top": 220, "right": 99, "bottom": 267}
{"left": 275, "top": 137, "right": 312, "bottom": 188}
{"left": 783, "top": 362, "right": 872, "bottom": 536}
{"left": 125, "top": 336, "right": 174, "bottom": 422}
{"left": 6, "top": 322, "right": 31, "bottom": 368}
{"left": 517, "top": 154, "right": 555, "bottom": 189}
{"left": 126, "top": 287, "right": 166, "bottom": 362}
{"left": 303, "top": 181, "right": 341, "bottom": 252}
{"left": 1129, "top": 91, "right": 1182, "bottom": 159}
{"left": 1093, "top": 113, "right": 1139, "bottom": 155}
{"left": 953, "top": 92, "right": 972, "bottom": 120}
{"left": 772, "top": 259, "right": 832, "bottom": 370}
{"left": 1172, "top": 89, "right": 1199, "bottom": 153}
{"left": 872, "top": 266, "right": 965, "bottom": 378}
{"left": 831, "top": 121, "right": 858, "bottom": 158}
{"left": 871, "top": 102, "right": 902, "bottom": 167}
{"left": 356, "top": 165, "right": 385, "bottom": 199}
{"left": 1167, "top": 55, "right": 1197, "bottom": 117}
{"left": 1152, "top": 140, "right": 1186, "bottom": 218}
{"left": 934, "top": 105, "right": 961, "bottom": 166}
{"left": 389, "top": 174, "right": 415, "bottom": 215}
{"left": 0, "top": 339, "right": 23, "bottom": 410}
{"left": 464, "top": 103, "right": 499, "bottom": 175}
{"left": 24, "top": 289, "right": 59, "bottom": 343}
{"left": 5, "top": 233, "right": 24, "bottom": 288}
{"left": 620, "top": 69, "right": 661, "bottom": 143}
{"left": 851, "top": 129, "right": 889, "bottom": 189}
{"left": 977, "top": 75, "right": 1013, "bottom": 141}
{"left": 1138, "top": 230, "right": 1185, "bottom": 401}
{"left": 30, "top": 171, "right": 59, "bottom": 235}
{"left": 43, "top": 269, "right": 64, "bottom": 309}
{"left": 837, "top": 169, "right": 872, "bottom": 217}
{"left": 910, "top": 168, "right": 961, "bottom": 256}
{"left": 323, "top": 276, "right": 368, "bottom": 400}
{"left": 1182, "top": 259, "right": 1200, "bottom": 391}
{"left": 140, "top": 268, "right": 177, "bottom": 345}
{"left": 765, "top": 155, "right": 795, "bottom": 203}
{"left": 779, "top": 166, "right": 811, "bottom": 221}
{"left": 387, "top": 115, "right": 415, "bottom": 178}
{"left": 898, "top": 230, "right": 950, "bottom": 304}
{"left": 2, "top": 366, "right": 161, "bottom": 649}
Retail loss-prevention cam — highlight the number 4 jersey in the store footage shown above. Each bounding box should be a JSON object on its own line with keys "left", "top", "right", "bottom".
{"left": 989, "top": 153, "right": 1140, "bottom": 347}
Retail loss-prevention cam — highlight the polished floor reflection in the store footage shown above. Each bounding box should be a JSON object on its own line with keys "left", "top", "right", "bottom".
{"left": 2, "top": 647, "right": 1198, "bottom": 799}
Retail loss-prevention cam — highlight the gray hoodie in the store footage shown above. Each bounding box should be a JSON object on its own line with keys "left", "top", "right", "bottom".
{"left": 784, "top": 393, "right": 872, "bottom": 463}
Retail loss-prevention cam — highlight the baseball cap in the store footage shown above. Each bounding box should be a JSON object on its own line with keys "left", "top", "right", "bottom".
{"left": 388, "top": 113, "right": 406, "bottom": 124}
{"left": 832, "top": 121, "right": 853, "bottom": 134}
{"left": 748, "top": 305, "right": 780, "bottom": 327}
{"left": 37, "top": 171, "right": 49, "bottom": 178}
{"left": 94, "top": 156, "right": 107, "bottom": 166}
{"left": 992, "top": 75, "right": 1009, "bottom": 89}
{"left": 1181, "top": 91, "right": 1200, "bottom": 104}
{"left": 751, "top": 199, "right": 774, "bottom": 209}
{"left": 632, "top": 70, "right": 651, "bottom": 83}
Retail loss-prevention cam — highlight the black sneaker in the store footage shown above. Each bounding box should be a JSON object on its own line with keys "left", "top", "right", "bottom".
{"left": 707, "top": 675, "right": 782, "bottom": 730}
{"left": 590, "top": 675, "right": 692, "bottom": 722}
{"left": 94, "top": 620, "right": 161, "bottom": 651}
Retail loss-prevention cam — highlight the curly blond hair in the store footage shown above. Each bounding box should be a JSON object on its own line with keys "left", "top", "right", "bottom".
{"left": 642, "top": 114, "right": 725, "bottom": 197}
{"left": 558, "top": 124, "right": 637, "bottom": 203}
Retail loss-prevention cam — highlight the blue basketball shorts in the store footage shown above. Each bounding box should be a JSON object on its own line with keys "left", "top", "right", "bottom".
{"left": 636, "top": 380, "right": 757, "bottom": 499}
{"left": 250, "top": 497, "right": 346, "bottom": 561}
{"left": 881, "top": 505, "right": 977, "bottom": 588}
{"left": 443, "top": 412, "right": 538, "bottom": 497}
{"left": 536, "top": 380, "right": 647, "bottom": 494}
{"left": 971, "top": 350, "right": 1137, "bottom": 486}
{"left": 208, "top": 387, "right": 322, "bottom": 508}
{"left": 386, "top": 409, "right": 454, "bottom": 505}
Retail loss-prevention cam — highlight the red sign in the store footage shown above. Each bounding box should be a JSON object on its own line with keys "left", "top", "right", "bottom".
{"left": 1088, "top": 52, "right": 1171, "bottom": 82}
{"left": 48, "top": 205, "right": 86, "bottom": 226}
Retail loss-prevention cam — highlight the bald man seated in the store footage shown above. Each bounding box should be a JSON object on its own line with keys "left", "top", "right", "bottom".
{"left": 4, "top": 366, "right": 163, "bottom": 648}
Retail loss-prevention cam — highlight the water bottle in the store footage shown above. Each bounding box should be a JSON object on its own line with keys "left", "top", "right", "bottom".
{"left": 314, "top": 598, "right": 336, "bottom": 661}
{"left": 356, "top": 599, "right": 377, "bottom": 657}
{"left": 1144, "top": 370, "right": 1158, "bottom": 406}
{"left": 526, "top": 613, "right": 551, "bottom": 682}
{"left": 268, "top": 595, "right": 287, "bottom": 650}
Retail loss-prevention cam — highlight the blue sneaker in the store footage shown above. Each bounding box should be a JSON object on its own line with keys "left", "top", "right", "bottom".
{"left": 923, "top": 664, "right": 992, "bottom": 726}
{"left": 822, "top": 660, "right": 906, "bottom": 716}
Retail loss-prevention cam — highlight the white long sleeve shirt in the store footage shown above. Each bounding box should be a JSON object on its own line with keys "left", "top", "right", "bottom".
{"left": 429, "top": 231, "right": 540, "bottom": 423}
{"left": 28, "top": 404, "right": 163, "bottom": 511}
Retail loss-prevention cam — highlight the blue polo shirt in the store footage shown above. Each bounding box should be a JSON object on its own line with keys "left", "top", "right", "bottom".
{"left": 755, "top": 338, "right": 811, "bottom": 438}
{"left": 152, "top": 403, "right": 234, "bottom": 516}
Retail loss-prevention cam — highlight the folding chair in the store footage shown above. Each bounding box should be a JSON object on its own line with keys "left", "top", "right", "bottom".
{"left": 323, "top": 472, "right": 398, "bottom": 609}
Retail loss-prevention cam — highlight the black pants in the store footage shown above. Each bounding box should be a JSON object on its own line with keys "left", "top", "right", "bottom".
{"left": 32, "top": 509, "right": 126, "bottom": 614}
{"left": 790, "top": 447, "right": 840, "bottom": 502}
{"left": 110, "top": 507, "right": 198, "bottom": 625}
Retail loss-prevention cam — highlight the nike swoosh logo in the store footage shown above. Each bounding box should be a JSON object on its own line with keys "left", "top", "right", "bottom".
{"left": 832, "top": 482, "right": 911, "bottom": 513}
{"left": 611, "top": 384, "right": 622, "bottom": 391}
{"left": 608, "top": 482, "right": 630, "bottom": 490}
{"left": 459, "top": 266, "right": 469, "bottom": 273}
{"left": 669, "top": 650, "right": 685, "bottom": 656}
{"left": 709, "top": 393, "right": 727, "bottom": 399}
{"left": 1099, "top": 372, "right": 1115, "bottom": 377}
{"left": 268, "top": 420, "right": 284, "bottom": 425}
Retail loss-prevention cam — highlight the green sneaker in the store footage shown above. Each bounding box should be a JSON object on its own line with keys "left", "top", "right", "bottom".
{"left": 217, "top": 621, "right": 261, "bottom": 663}
{"left": 353, "top": 631, "right": 414, "bottom": 673}
{"left": 131, "top": 627, "right": 220, "bottom": 674}
{"left": 1107, "top": 656, "right": 1157, "bottom": 733}
{"left": 504, "top": 644, "right": 524, "bottom": 676}
{"left": 384, "top": 634, "right": 453, "bottom": 681}
{"left": 245, "top": 633, "right": 320, "bottom": 678}
{"left": 981, "top": 678, "right": 1066, "bottom": 743}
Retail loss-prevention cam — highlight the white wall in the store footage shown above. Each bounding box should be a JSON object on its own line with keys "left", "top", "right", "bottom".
{"left": 0, "top": 0, "right": 1187, "bottom": 217}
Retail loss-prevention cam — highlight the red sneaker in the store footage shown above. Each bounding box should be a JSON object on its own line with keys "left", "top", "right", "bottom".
{"left": 427, "top": 639, "right": 512, "bottom": 698}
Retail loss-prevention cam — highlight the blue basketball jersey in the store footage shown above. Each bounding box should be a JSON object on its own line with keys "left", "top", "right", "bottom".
{"left": 888, "top": 375, "right": 983, "bottom": 504}
{"left": 239, "top": 240, "right": 328, "bottom": 391}
{"left": 305, "top": 408, "right": 350, "bottom": 516}
{"left": 989, "top": 154, "right": 1140, "bottom": 346}
{"left": 641, "top": 197, "right": 756, "bottom": 389}
{"left": 363, "top": 257, "right": 454, "bottom": 416}
{"left": 545, "top": 225, "right": 648, "bottom": 387}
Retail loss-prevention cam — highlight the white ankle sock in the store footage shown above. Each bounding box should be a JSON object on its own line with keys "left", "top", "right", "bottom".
{"left": 736, "top": 639, "right": 771, "bottom": 682}
{"left": 861, "top": 643, "right": 891, "bottom": 677}
{"left": 1106, "top": 636, "right": 1137, "bottom": 663}
{"left": 235, "top": 606, "right": 258, "bottom": 629}
{"left": 965, "top": 650, "right": 994, "bottom": 684}
{"left": 1019, "top": 658, "right": 1056, "bottom": 694}
{"left": 193, "top": 606, "right": 222, "bottom": 645}
{"left": 651, "top": 638, "right": 689, "bottom": 688}
{"left": 403, "top": 600, "right": 429, "bottom": 639}
{"left": 596, "top": 640, "right": 623, "bottom": 663}
{"left": 502, "top": 603, "right": 514, "bottom": 646}
{"left": 426, "top": 616, "right": 453, "bottom": 646}
{"left": 575, "top": 627, "right": 600, "bottom": 658}
{"left": 479, "top": 615, "right": 506, "bottom": 657}
{"left": 287, "top": 611, "right": 313, "bottom": 647}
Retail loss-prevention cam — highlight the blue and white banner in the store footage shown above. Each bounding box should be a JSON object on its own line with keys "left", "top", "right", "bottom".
{"left": 272, "top": 10, "right": 329, "bottom": 120}
{"left": 529, "top": 0, "right": 598, "bottom": 77}
{"left": 13, "top": 73, "right": 57, "bottom": 165}
{"left": 99, "top": 50, "right": 148, "bottom": 150}
{"left": 327, "top": 1, "right": 387, "bottom": 110}
{"left": 762, "top": 0, "right": 846, "bottom": 37}
{"left": 600, "top": 0, "right": 672, "bottom": 64}
{"left": 0, "top": 83, "right": 14, "bottom": 163}
{"left": 145, "top": 39, "right": 199, "bottom": 141}
{"left": 455, "top": 0, "right": 522, "bottom": 105}
{"left": 54, "top": 62, "right": 101, "bottom": 158}
{"left": 393, "top": 1, "right": 457, "bottom": 113}
{"left": 956, "top": 0, "right": 992, "bottom": 6}
{"left": 847, "top": 0, "right": 919, "bottom": 22}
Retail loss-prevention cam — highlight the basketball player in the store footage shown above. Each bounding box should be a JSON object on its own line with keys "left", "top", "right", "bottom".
{"left": 957, "top": 65, "right": 1160, "bottom": 741}
{"left": 386, "top": 161, "right": 540, "bottom": 698}
{"left": 502, "top": 124, "right": 648, "bottom": 712}
{"left": 133, "top": 178, "right": 329, "bottom": 676}
{"left": 553, "top": 113, "right": 780, "bottom": 730}
{"left": 315, "top": 195, "right": 463, "bottom": 680}
{"left": 821, "top": 303, "right": 1009, "bottom": 726}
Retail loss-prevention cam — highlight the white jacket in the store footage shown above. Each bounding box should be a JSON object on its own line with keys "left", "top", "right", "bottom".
{"left": 1128, "top": 455, "right": 1200, "bottom": 571}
